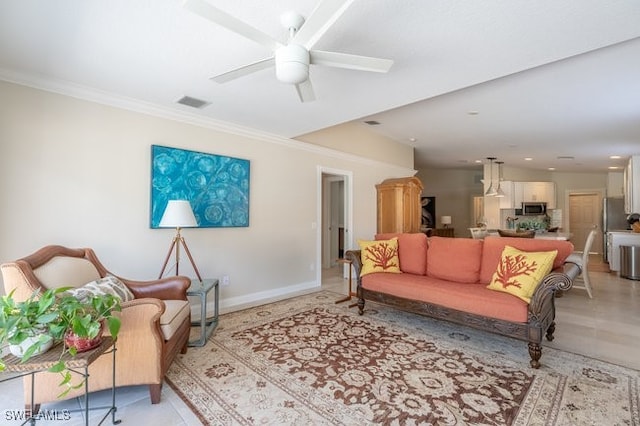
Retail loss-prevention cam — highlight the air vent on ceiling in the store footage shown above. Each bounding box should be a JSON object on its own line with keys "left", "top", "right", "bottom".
{"left": 557, "top": 156, "right": 575, "bottom": 160}
{"left": 364, "top": 120, "right": 381, "bottom": 125}
{"left": 176, "top": 96, "right": 210, "bottom": 109}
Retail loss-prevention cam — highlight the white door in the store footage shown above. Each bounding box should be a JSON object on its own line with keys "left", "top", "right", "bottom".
{"left": 568, "top": 192, "right": 602, "bottom": 254}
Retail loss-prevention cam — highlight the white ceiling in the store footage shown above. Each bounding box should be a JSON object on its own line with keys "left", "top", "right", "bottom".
{"left": 1, "top": 0, "right": 639, "bottom": 172}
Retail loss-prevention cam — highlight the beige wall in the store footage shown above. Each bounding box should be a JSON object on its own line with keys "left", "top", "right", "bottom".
{"left": 0, "top": 81, "right": 414, "bottom": 311}
{"left": 415, "top": 168, "right": 483, "bottom": 236}
{"left": 295, "top": 121, "right": 414, "bottom": 169}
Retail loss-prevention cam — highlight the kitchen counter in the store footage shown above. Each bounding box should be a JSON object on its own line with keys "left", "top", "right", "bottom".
{"left": 607, "top": 231, "right": 640, "bottom": 272}
{"left": 488, "top": 231, "right": 572, "bottom": 241}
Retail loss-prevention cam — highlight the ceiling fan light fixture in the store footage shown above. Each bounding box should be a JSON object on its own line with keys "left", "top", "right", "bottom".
{"left": 275, "top": 44, "right": 309, "bottom": 84}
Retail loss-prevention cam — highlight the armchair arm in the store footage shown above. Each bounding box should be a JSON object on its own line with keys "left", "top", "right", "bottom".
{"left": 118, "top": 276, "right": 191, "bottom": 301}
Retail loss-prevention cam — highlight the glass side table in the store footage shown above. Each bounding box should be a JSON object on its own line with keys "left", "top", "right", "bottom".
{"left": 187, "top": 278, "right": 219, "bottom": 347}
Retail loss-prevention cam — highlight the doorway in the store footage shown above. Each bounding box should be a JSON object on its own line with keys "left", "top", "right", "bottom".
{"left": 317, "top": 167, "right": 352, "bottom": 284}
{"left": 567, "top": 190, "right": 603, "bottom": 254}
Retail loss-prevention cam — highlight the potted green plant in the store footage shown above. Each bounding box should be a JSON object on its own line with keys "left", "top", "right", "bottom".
{"left": 0, "top": 287, "right": 122, "bottom": 397}
{"left": 0, "top": 288, "right": 65, "bottom": 366}
{"left": 46, "top": 290, "right": 122, "bottom": 396}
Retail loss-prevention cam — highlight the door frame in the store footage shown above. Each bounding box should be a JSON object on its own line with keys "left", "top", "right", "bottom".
{"left": 317, "top": 166, "right": 353, "bottom": 283}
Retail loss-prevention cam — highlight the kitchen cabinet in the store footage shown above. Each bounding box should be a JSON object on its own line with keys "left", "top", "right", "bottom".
{"left": 607, "top": 231, "right": 640, "bottom": 272}
{"left": 624, "top": 155, "right": 640, "bottom": 214}
{"left": 376, "top": 176, "right": 423, "bottom": 234}
{"left": 513, "top": 181, "right": 556, "bottom": 209}
{"left": 498, "top": 181, "right": 515, "bottom": 209}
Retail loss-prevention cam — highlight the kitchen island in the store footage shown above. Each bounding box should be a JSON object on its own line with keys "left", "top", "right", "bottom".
{"left": 487, "top": 230, "right": 572, "bottom": 241}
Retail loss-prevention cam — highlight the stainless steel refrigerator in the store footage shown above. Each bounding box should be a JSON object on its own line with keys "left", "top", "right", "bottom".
{"left": 603, "top": 197, "right": 629, "bottom": 261}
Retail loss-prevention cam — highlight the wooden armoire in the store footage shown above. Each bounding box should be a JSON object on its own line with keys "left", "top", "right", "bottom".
{"left": 376, "top": 176, "right": 424, "bottom": 233}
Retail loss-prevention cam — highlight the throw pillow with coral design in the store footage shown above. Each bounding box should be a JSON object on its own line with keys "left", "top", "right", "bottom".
{"left": 358, "top": 238, "right": 401, "bottom": 276}
{"left": 487, "top": 245, "right": 558, "bottom": 303}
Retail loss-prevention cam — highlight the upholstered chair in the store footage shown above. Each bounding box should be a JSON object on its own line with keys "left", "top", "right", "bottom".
{"left": 1, "top": 245, "right": 191, "bottom": 410}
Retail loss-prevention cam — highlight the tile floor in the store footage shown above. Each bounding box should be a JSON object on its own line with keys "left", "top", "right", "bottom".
{"left": 1, "top": 257, "right": 638, "bottom": 425}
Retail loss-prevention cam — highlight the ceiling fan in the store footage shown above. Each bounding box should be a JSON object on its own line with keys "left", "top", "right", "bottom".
{"left": 184, "top": 0, "right": 394, "bottom": 102}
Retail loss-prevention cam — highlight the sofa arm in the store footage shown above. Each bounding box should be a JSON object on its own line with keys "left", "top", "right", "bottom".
{"left": 119, "top": 276, "right": 191, "bottom": 301}
{"left": 345, "top": 250, "right": 362, "bottom": 287}
{"left": 528, "top": 261, "right": 580, "bottom": 315}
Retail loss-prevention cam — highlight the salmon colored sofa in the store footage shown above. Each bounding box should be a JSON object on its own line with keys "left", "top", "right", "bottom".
{"left": 345, "top": 234, "right": 580, "bottom": 368}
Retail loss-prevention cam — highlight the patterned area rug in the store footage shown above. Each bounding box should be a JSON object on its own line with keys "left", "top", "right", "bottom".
{"left": 166, "top": 291, "right": 639, "bottom": 425}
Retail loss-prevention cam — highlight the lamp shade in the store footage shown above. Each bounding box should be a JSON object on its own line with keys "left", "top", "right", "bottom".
{"left": 441, "top": 216, "right": 452, "bottom": 226}
{"left": 159, "top": 200, "right": 198, "bottom": 228}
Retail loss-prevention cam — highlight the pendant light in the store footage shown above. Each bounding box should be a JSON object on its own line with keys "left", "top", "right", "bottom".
{"left": 495, "top": 161, "right": 505, "bottom": 198}
{"left": 485, "top": 157, "right": 498, "bottom": 197}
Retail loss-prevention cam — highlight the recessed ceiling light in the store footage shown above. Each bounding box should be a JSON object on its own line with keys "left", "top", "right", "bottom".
{"left": 610, "top": 155, "right": 622, "bottom": 159}
{"left": 608, "top": 166, "right": 621, "bottom": 170}
{"left": 524, "top": 157, "right": 533, "bottom": 161}
{"left": 548, "top": 167, "right": 556, "bottom": 171}
{"left": 409, "top": 137, "right": 417, "bottom": 142}
{"left": 474, "top": 159, "right": 483, "bottom": 163}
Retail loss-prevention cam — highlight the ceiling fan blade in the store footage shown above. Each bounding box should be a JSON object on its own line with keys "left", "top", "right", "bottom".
{"left": 310, "top": 50, "right": 393, "bottom": 73}
{"left": 211, "top": 57, "right": 275, "bottom": 83}
{"left": 292, "top": 0, "right": 355, "bottom": 49}
{"left": 295, "top": 79, "right": 315, "bottom": 102}
{"left": 184, "top": 0, "right": 283, "bottom": 51}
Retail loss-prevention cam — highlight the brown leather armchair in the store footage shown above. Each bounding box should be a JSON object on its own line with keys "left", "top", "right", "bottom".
{"left": 1, "top": 245, "right": 192, "bottom": 409}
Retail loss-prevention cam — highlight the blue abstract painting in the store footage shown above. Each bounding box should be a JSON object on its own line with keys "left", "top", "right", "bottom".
{"left": 150, "top": 145, "right": 250, "bottom": 228}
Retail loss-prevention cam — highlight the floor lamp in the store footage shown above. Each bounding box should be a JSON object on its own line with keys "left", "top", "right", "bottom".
{"left": 158, "top": 200, "right": 203, "bottom": 282}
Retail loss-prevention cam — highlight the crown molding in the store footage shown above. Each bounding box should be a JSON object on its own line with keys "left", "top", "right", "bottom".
{"left": 0, "top": 68, "right": 414, "bottom": 176}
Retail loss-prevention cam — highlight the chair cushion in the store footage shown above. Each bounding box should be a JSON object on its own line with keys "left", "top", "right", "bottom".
{"left": 160, "top": 300, "right": 190, "bottom": 340}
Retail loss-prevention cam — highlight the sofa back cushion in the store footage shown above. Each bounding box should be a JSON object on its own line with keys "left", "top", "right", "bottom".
{"left": 426, "top": 237, "right": 483, "bottom": 283}
{"left": 376, "top": 232, "right": 428, "bottom": 275}
{"left": 479, "top": 236, "right": 574, "bottom": 284}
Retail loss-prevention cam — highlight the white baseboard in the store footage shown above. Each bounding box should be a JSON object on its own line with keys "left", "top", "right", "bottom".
{"left": 189, "top": 280, "right": 320, "bottom": 321}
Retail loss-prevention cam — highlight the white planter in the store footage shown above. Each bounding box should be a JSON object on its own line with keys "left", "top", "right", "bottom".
{"left": 9, "top": 334, "right": 53, "bottom": 358}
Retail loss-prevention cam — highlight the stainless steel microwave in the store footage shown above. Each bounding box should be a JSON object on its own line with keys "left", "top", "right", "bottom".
{"left": 522, "top": 202, "right": 547, "bottom": 215}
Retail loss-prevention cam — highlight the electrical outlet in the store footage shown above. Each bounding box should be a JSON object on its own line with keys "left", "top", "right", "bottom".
{"left": 221, "top": 275, "right": 230, "bottom": 286}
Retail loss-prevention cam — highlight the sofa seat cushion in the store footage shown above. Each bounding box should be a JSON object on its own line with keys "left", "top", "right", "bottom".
{"left": 160, "top": 300, "right": 190, "bottom": 341}
{"left": 427, "top": 237, "right": 483, "bottom": 283}
{"left": 362, "top": 273, "right": 528, "bottom": 323}
{"left": 479, "top": 236, "right": 574, "bottom": 284}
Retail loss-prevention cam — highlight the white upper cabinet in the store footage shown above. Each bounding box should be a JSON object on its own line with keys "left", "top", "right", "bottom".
{"left": 624, "top": 155, "right": 640, "bottom": 214}
{"left": 498, "top": 181, "right": 514, "bottom": 209}
{"left": 512, "top": 181, "right": 556, "bottom": 209}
